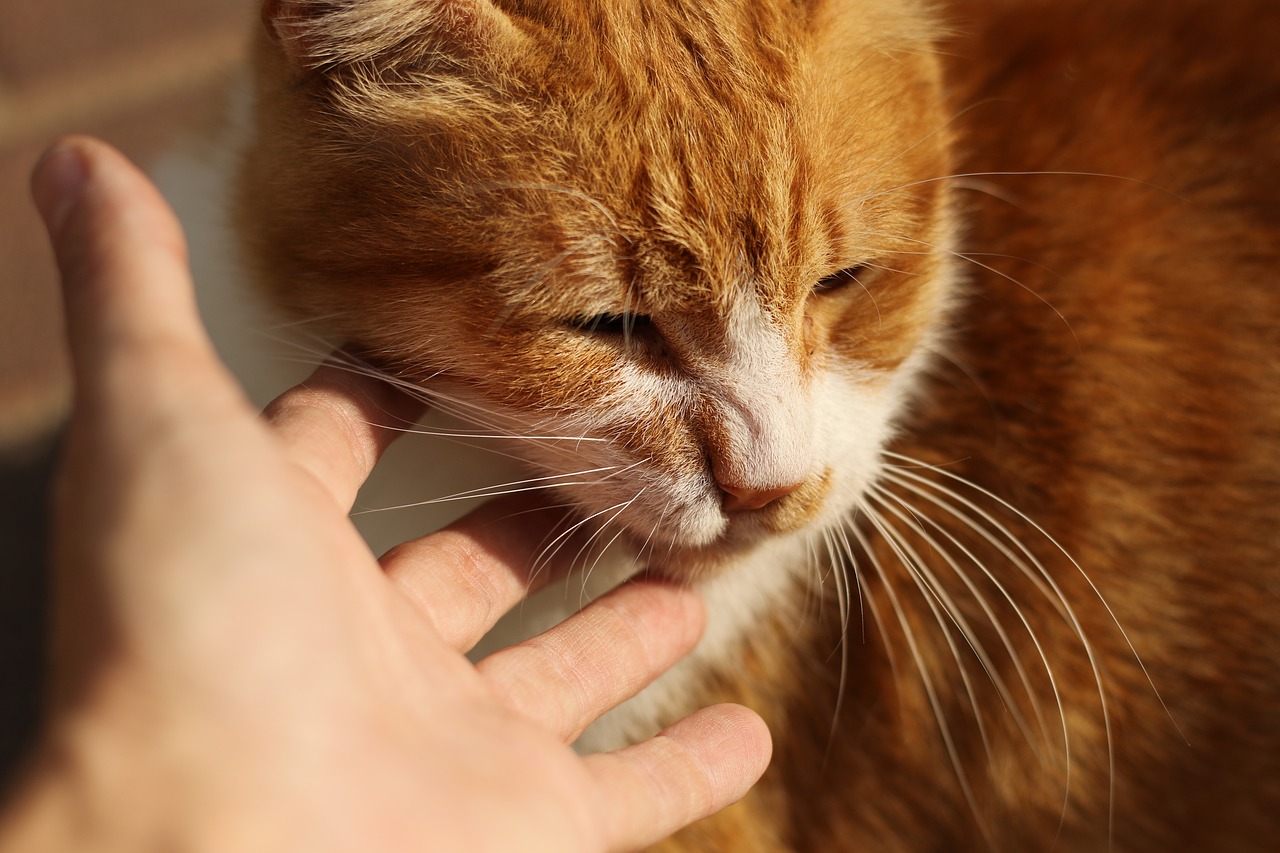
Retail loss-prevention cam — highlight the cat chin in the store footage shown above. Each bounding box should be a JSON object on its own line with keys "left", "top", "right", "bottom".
{"left": 634, "top": 492, "right": 856, "bottom": 583}
{"left": 642, "top": 540, "right": 757, "bottom": 584}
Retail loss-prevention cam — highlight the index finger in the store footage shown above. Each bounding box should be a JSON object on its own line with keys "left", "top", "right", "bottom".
{"left": 264, "top": 357, "right": 425, "bottom": 511}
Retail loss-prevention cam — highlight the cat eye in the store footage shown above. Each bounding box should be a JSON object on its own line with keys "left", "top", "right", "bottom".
{"left": 812, "top": 265, "right": 871, "bottom": 294}
{"left": 567, "top": 312, "right": 653, "bottom": 337}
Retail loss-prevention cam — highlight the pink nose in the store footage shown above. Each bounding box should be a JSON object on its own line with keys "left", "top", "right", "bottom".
{"left": 720, "top": 482, "right": 803, "bottom": 512}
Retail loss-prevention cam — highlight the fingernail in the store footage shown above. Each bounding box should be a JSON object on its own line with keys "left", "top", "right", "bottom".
{"left": 31, "top": 143, "right": 88, "bottom": 237}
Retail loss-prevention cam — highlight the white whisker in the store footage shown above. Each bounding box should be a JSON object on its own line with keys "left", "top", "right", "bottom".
{"left": 855, "top": 228, "right": 1081, "bottom": 350}
{"left": 576, "top": 489, "right": 646, "bottom": 608}
{"left": 864, "top": 495, "right": 996, "bottom": 767}
{"left": 387, "top": 424, "right": 609, "bottom": 443}
{"left": 854, "top": 169, "right": 1182, "bottom": 206}
{"left": 351, "top": 466, "right": 626, "bottom": 514}
{"left": 881, "top": 451, "right": 1175, "bottom": 838}
{"left": 848, "top": 516, "right": 990, "bottom": 844}
{"left": 528, "top": 499, "right": 634, "bottom": 587}
{"left": 870, "top": 484, "right": 1054, "bottom": 771}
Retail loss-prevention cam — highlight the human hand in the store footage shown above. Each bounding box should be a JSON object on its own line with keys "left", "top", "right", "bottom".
{"left": 0, "top": 137, "right": 770, "bottom": 853}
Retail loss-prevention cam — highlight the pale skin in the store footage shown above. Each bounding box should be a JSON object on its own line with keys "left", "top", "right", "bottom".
{"left": 0, "top": 137, "right": 771, "bottom": 852}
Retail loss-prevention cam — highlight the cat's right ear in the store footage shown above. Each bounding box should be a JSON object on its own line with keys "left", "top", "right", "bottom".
{"left": 261, "top": 0, "right": 523, "bottom": 71}
{"left": 260, "top": 0, "right": 319, "bottom": 66}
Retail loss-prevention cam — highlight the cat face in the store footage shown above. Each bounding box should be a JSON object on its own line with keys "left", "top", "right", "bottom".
{"left": 239, "top": 0, "right": 955, "bottom": 578}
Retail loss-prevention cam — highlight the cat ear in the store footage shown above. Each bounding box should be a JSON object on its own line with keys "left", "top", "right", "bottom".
{"left": 261, "top": 0, "right": 520, "bottom": 70}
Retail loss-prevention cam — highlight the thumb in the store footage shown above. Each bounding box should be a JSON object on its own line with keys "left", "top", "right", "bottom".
{"left": 31, "top": 137, "right": 244, "bottom": 425}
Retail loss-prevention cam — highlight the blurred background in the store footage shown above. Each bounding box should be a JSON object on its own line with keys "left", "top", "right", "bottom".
{"left": 0, "top": 0, "right": 259, "bottom": 784}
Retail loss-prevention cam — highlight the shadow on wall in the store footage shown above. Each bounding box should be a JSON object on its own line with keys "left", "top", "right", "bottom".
{"left": 0, "top": 438, "right": 57, "bottom": 785}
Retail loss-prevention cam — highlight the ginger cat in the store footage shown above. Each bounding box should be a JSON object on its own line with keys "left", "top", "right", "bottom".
{"left": 236, "top": 1, "right": 1280, "bottom": 848}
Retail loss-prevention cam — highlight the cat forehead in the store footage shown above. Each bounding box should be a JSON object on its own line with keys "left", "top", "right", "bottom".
{"left": 490, "top": 235, "right": 781, "bottom": 322}
{"left": 251, "top": 0, "right": 949, "bottom": 318}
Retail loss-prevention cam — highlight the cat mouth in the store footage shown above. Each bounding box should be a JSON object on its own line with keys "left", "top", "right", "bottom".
{"left": 624, "top": 470, "right": 835, "bottom": 578}
{"left": 640, "top": 519, "right": 795, "bottom": 580}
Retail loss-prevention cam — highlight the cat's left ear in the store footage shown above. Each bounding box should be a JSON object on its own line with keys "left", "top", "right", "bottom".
{"left": 261, "top": 0, "right": 524, "bottom": 70}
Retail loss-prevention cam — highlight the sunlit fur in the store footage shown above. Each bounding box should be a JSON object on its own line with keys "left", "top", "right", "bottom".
{"left": 237, "top": 0, "right": 1280, "bottom": 849}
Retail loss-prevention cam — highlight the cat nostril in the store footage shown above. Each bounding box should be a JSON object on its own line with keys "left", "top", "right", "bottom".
{"left": 720, "top": 481, "right": 803, "bottom": 513}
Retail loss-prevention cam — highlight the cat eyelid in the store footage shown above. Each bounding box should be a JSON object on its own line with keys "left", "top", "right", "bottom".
{"left": 565, "top": 311, "right": 653, "bottom": 337}
{"left": 812, "top": 264, "right": 872, "bottom": 294}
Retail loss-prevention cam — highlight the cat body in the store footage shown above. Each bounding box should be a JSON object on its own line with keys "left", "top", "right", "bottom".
{"left": 237, "top": 1, "right": 1280, "bottom": 848}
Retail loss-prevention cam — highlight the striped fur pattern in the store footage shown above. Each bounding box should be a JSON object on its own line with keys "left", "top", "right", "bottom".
{"left": 238, "top": 1, "right": 1280, "bottom": 848}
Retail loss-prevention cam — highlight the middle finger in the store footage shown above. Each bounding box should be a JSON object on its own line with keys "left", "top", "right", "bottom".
{"left": 476, "top": 579, "right": 707, "bottom": 743}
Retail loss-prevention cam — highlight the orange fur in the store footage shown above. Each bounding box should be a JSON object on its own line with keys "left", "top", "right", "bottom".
{"left": 237, "top": 1, "right": 1280, "bottom": 848}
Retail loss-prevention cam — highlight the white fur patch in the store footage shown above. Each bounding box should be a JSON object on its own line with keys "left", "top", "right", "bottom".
{"left": 700, "top": 292, "right": 814, "bottom": 491}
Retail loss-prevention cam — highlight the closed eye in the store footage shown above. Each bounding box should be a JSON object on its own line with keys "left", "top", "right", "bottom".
{"left": 813, "top": 264, "right": 871, "bottom": 294}
{"left": 567, "top": 312, "right": 653, "bottom": 337}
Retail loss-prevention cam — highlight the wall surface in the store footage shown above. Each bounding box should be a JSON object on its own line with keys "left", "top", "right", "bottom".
{"left": 1, "top": 0, "right": 257, "bottom": 445}
{"left": 0, "top": 0, "right": 258, "bottom": 782}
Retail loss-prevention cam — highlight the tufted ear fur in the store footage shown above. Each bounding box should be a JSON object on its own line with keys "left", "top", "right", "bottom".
{"left": 260, "top": 0, "right": 522, "bottom": 70}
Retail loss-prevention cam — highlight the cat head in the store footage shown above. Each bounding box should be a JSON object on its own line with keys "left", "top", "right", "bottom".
{"left": 238, "top": 0, "right": 955, "bottom": 578}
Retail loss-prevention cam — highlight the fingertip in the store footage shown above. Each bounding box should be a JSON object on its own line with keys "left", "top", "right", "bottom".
{"left": 31, "top": 140, "right": 89, "bottom": 238}
{"left": 35, "top": 136, "right": 194, "bottom": 330}
{"left": 33, "top": 137, "right": 187, "bottom": 263}
{"left": 264, "top": 357, "right": 428, "bottom": 510}
{"left": 33, "top": 137, "right": 238, "bottom": 428}
{"left": 612, "top": 577, "right": 708, "bottom": 658}
{"left": 662, "top": 703, "right": 773, "bottom": 798}
{"left": 586, "top": 703, "right": 773, "bottom": 849}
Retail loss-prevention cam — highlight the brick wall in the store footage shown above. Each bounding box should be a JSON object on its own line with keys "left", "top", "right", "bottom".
{"left": 0, "top": 0, "right": 258, "bottom": 451}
